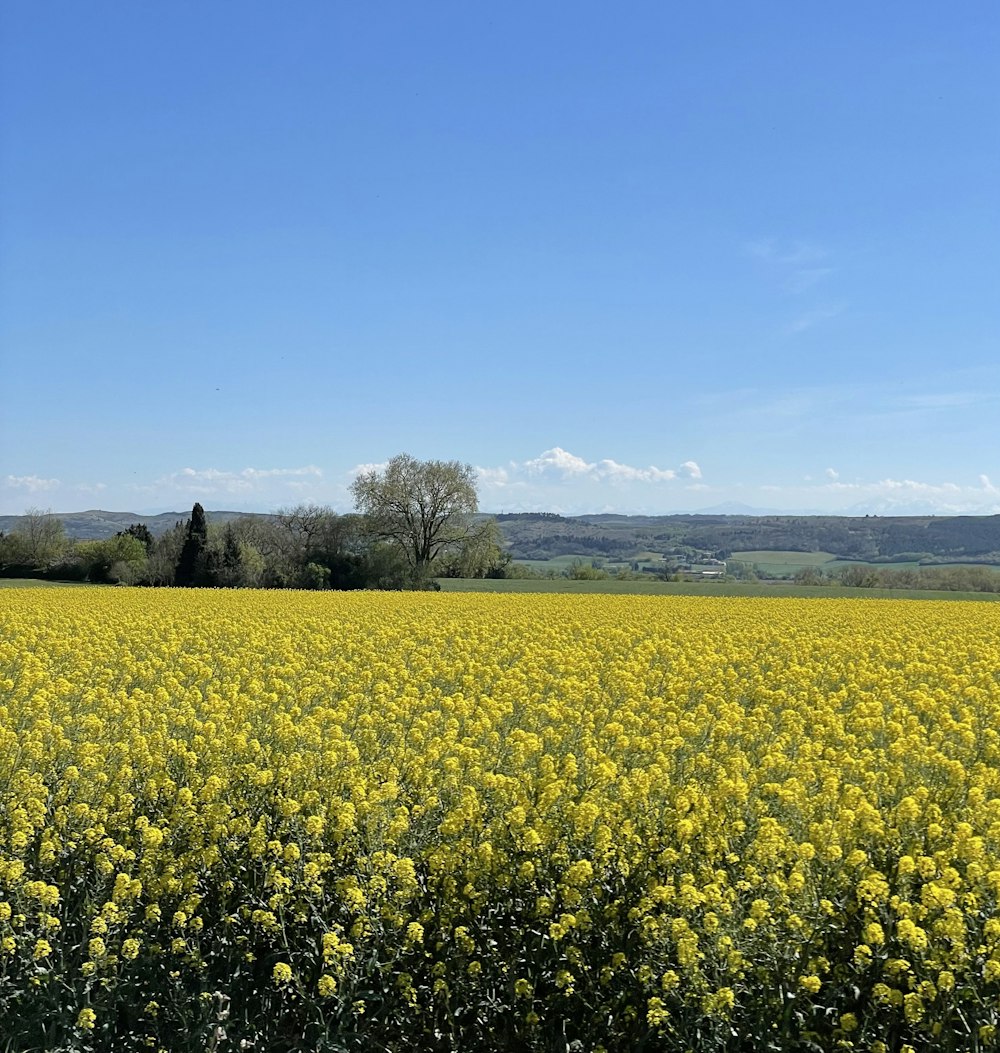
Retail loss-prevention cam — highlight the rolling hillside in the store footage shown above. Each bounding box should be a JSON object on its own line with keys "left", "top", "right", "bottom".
{"left": 0, "top": 509, "right": 270, "bottom": 541}
{"left": 6, "top": 509, "right": 1000, "bottom": 564}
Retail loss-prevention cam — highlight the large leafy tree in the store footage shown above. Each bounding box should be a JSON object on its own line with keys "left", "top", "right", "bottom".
{"left": 350, "top": 454, "right": 480, "bottom": 574}
{"left": 117, "top": 522, "right": 154, "bottom": 553}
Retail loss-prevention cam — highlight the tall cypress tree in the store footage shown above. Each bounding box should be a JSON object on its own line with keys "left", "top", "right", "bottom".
{"left": 174, "top": 502, "right": 208, "bottom": 586}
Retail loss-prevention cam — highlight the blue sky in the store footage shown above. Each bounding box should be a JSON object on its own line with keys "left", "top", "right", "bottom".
{"left": 2, "top": 2, "right": 998, "bottom": 516}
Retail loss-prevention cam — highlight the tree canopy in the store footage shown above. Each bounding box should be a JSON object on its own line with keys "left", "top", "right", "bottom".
{"left": 0, "top": 458, "right": 508, "bottom": 590}
{"left": 350, "top": 454, "right": 480, "bottom": 573}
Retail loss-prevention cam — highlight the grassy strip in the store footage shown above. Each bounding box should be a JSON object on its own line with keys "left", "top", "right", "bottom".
{"left": 0, "top": 578, "right": 96, "bottom": 588}
{"left": 436, "top": 577, "right": 1000, "bottom": 601}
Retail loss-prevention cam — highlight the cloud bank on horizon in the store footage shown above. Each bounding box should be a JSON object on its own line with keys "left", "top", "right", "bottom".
{"left": 5, "top": 452, "right": 1000, "bottom": 519}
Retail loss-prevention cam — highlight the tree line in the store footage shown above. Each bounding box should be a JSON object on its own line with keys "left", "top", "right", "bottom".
{"left": 793, "top": 562, "right": 1000, "bottom": 593}
{"left": 0, "top": 455, "right": 510, "bottom": 590}
{"left": 497, "top": 512, "right": 1000, "bottom": 564}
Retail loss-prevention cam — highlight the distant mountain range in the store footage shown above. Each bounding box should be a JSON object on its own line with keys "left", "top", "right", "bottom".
{"left": 4, "top": 508, "right": 1000, "bottom": 563}
{"left": 0, "top": 509, "right": 266, "bottom": 541}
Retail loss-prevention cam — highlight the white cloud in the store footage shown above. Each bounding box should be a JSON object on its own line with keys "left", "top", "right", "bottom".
{"left": 348, "top": 461, "right": 388, "bottom": 478}
{"left": 523, "top": 447, "right": 595, "bottom": 477}
{"left": 475, "top": 466, "right": 510, "bottom": 487}
{"left": 825, "top": 467, "right": 839, "bottom": 480}
{"left": 825, "top": 477, "right": 964, "bottom": 495}
{"left": 471, "top": 448, "right": 703, "bottom": 512}
{"left": 153, "top": 465, "right": 323, "bottom": 496}
{"left": 339, "top": 451, "right": 696, "bottom": 516}
{"left": 4, "top": 474, "right": 60, "bottom": 492}
{"left": 750, "top": 473, "right": 1000, "bottom": 516}
{"left": 240, "top": 467, "right": 322, "bottom": 481}
{"left": 595, "top": 458, "right": 676, "bottom": 483}
{"left": 345, "top": 452, "right": 690, "bottom": 497}
{"left": 518, "top": 447, "right": 683, "bottom": 483}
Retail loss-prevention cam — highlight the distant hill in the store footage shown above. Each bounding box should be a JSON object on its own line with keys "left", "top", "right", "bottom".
{"left": 492, "top": 511, "right": 1000, "bottom": 563}
{"left": 4, "top": 509, "right": 1000, "bottom": 564}
{"left": 0, "top": 509, "right": 272, "bottom": 541}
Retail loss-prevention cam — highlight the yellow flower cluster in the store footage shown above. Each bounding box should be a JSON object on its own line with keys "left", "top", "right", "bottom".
{"left": 3, "top": 588, "right": 1000, "bottom": 1050}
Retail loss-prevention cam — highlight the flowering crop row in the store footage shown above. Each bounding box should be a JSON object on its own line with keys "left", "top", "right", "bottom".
{"left": 2, "top": 589, "right": 1000, "bottom": 1051}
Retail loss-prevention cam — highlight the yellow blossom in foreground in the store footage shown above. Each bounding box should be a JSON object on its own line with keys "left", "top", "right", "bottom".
{"left": 3, "top": 588, "right": 1000, "bottom": 1049}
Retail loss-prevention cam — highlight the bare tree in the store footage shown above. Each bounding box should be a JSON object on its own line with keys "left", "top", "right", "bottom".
{"left": 274, "top": 504, "right": 333, "bottom": 561}
{"left": 15, "top": 508, "right": 68, "bottom": 567}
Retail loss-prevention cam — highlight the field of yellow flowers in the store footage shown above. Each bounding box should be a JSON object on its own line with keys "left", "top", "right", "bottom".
{"left": 3, "top": 589, "right": 1000, "bottom": 1051}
